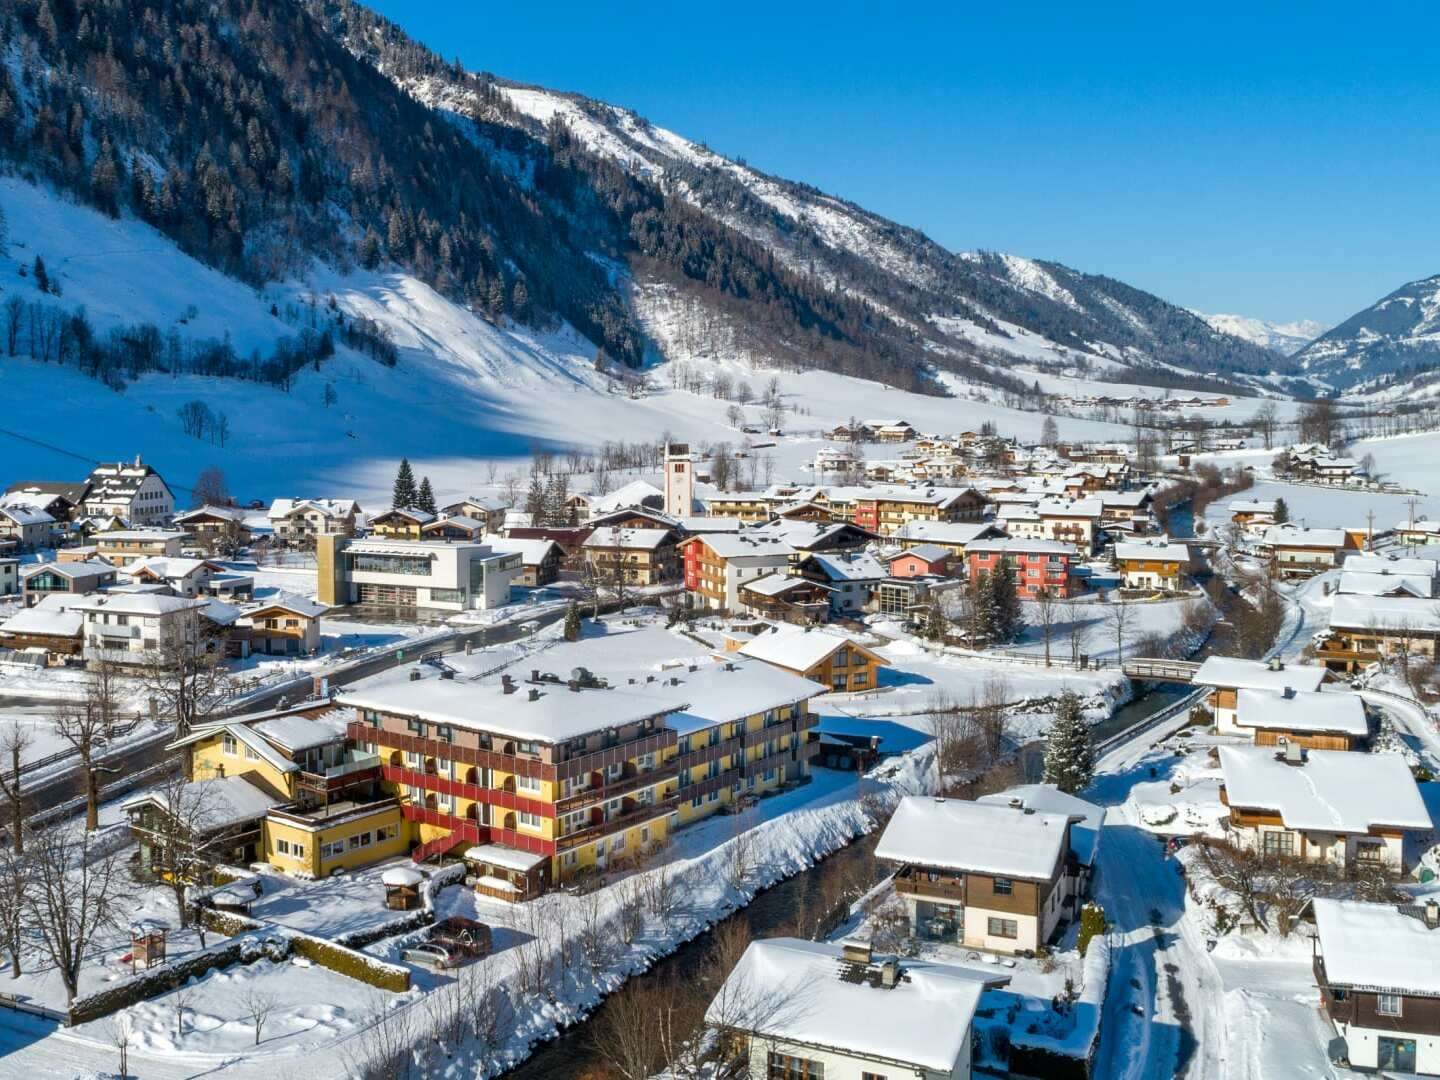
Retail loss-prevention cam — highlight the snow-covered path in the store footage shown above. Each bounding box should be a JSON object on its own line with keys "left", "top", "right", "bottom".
{"left": 1090, "top": 803, "right": 1225, "bottom": 1080}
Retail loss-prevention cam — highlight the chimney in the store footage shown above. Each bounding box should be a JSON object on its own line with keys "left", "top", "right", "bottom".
{"left": 528, "top": 688, "right": 540, "bottom": 702}
{"left": 502, "top": 675, "right": 516, "bottom": 695}
{"left": 840, "top": 939, "right": 872, "bottom": 965}
{"left": 408, "top": 669, "right": 422, "bottom": 682}
{"left": 1283, "top": 740, "right": 1304, "bottom": 765}
{"left": 880, "top": 959, "right": 900, "bottom": 988}
{"left": 1426, "top": 899, "right": 1439, "bottom": 929}
{"left": 440, "top": 669, "right": 455, "bottom": 680}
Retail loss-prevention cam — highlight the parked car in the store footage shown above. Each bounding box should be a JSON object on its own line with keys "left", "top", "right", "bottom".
{"left": 402, "top": 942, "right": 461, "bottom": 970}
{"left": 428, "top": 916, "right": 492, "bottom": 959}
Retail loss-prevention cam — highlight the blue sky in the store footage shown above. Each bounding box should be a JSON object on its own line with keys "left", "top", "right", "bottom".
{"left": 369, "top": 3, "right": 1439, "bottom": 328}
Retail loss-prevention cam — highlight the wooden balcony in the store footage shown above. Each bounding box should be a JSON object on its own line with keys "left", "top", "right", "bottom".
{"left": 894, "top": 867, "right": 966, "bottom": 903}
{"left": 555, "top": 763, "right": 679, "bottom": 813}
{"left": 556, "top": 796, "right": 679, "bottom": 851}
{"left": 381, "top": 764, "right": 554, "bottom": 816}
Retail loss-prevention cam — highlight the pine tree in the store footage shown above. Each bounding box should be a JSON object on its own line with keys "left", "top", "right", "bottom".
{"left": 32, "top": 256, "right": 49, "bottom": 294}
{"left": 1273, "top": 497, "right": 1290, "bottom": 525}
{"left": 985, "top": 566, "right": 1021, "bottom": 644}
{"left": 392, "top": 457, "right": 417, "bottom": 509}
{"left": 90, "top": 137, "right": 120, "bottom": 217}
{"left": 1042, "top": 690, "right": 1095, "bottom": 794}
{"left": 524, "top": 472, "right": 546, "bottom": 519}
{"left": 541, "top": 473, "right": 559, "bottom": 526}
{"left": 563, "top": 601, "right": 581, "bottom": 642}
{"left": 417, "top": 476, "right": 436, "bottom": 515}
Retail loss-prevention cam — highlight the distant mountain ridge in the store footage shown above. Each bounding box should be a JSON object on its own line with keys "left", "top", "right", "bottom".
{"left": 1198, "top": 313, "right": 1327, "bottom": 357}
{"left": 1292, "top": 274, "right": 1440, "bottom": 392}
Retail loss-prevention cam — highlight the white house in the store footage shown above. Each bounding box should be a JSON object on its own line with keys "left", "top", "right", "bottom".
{"left": 0, "top": 504, "right": 56, "bottom": 549}
{"left": 71, "top": 593, "right": 216, "bottom": 666}
{"left": 267, "top": 498, "right": 360, "bottom": 544}
{"left": 1218, "top": 745, "right": 1428, "bottom": 871}
{"left": 81, "top": 457, "right": 174, "bottom": 524}
{"left": 316, "top": 536, "right": 521, "bottom": 612}
{"left": 1314, "top": 898, "right": 1440, "bottom": 1075}
{"left": 706, "top": 937, "right": 1005, "bottom": 1080}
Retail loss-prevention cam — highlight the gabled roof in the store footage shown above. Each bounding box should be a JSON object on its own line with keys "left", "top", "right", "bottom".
{"left": 892, "top": 520, "right": 1004, "bottom": 545}
{"left": 890, "top": 543, "right": 952, "bottom": 565}
{"left": 1234, "top": 689, "right": 1368, "bottom": 737}
{"left": 246, "top": 594, "right": 329, "bottom": 619}
{"left": 802, "top": 551, "right": 888, "bottom": 582}
{"left": 21, "top": 559, "right": 115, "bottom": 582}
{"left": 1192, "top": 656, "right": 1328, "bottom": 693}
{"left": 738, "top": 627, "right": 888, "bottom": 674}
{"left": 372, "top": 507, "right": 435, "bottom": 525}
{"left": 1263, "top": 524, "right": 1348, "bottom": 549}
{"left": 1336, "top": 570, "right": 1432, "bottom": 599}
{"left": 70, "top": 593, "right": 209, "bottom": 617}
{"left": 84, "top": 459, "right": 171, "bottom": 503}
{"left": 127, "top": 556, "right": 221, "bottom": 581}
{"left": 267, "top": 498, "right": 359, "bottom": 520}
{"left": 582, "top": 526, "right": 672, "bottom": 551}
{"left": 3, "top": 481, "right": 88, "bottom": 505}
{"left": 977, "top": 784, "right": 1106, "bottom": 868}
{"left": 1330, "top": 594, "right": 1440, "bottom": 633}
{"left": 1114, "top": 540, "right": 1190, "bottom": 563}
{"left": 0, "top": 504, "right": 55, "bottom": 527}
{"left": 680, "top": 532, "right": 795, "bottom": 560}
{"left": 0, "top": 606, "right": 83, "bottom": 639}
{"left": 876, "top": 796, "right": 1073, "bottom": 879}
{"left": 121, "top": 773, "right": 281, "bottom": 828}
{"left": 584, "top": 480, "right": 665, "bottom": 514}
{"left": 740, "top": 572, "right": 830, "bottom": 598}
{"left": 1218, "top": 746, "right": 1428, "bottom": 833}
{"left": 174, "top": 505, "right": 248, "bottom": 524}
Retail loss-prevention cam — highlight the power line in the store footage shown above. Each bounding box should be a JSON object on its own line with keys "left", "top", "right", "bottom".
{"left": 0, "top": 426, "right": 195, "bottom": 495}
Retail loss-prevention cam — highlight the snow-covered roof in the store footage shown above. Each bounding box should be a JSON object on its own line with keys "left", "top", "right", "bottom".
{"left": 0, "top": 504, "right": 55, "bottom": 527}
{"left": 582, "top": 526, "right": 671, "bottom": 551}
{"left": 1036, "top": 497, "right": 1103, "bottom": 518}
{"left": 253, "top": 710, "right": 349, "bottom": 752}
{"left": 1336, "top": 570, "right": 1433, "bottom": 598}
{"left": 891, "top": 543, "right": 952, "bottom": 565}
{"left": 678, "top": 515, "right": 743, "bottom": 534}
{"left": 1229, "top": 500, "right": 1278, "bottom": 515}
{"left": 893, "top": 520, "right": 1004, "bottom": 545}
{"left": 739, "top": 628, "right": 884, "bottom": 674}
{"left": 1192, "top": 656, "right": 1328, "bottom": 694}
{"left": 424, "top": 514, "right": 486, "bottom": 533}
{"left": 1218, "top": 746, "right": 1429, "bottom": 832}
{"left": 84, "top": 459, "right": 169, "bottom": 502}
{"left": 684, "top": 532, "right": 795, "bottom": 560}
{"left": 1234, "top": 689, "right": 1368, "bottom": 737}
{"left": 1330, "top": 594, "right": 1440, "bottom": 633}
{"left": 1114, "top": 540, "right": 1190, "bottom": 562}
{"left": 247, "top": 594, "right": 329, "bottom": 619}
{"left": 127, "top": 556, "right": 218, "bottom": 581}
{"left": 70, "top": 593, "right": 209, "bottom": 617}
{"left": 337, "top": 669, "right": 687, "bottom": 744}
{"left": 1314, "top": 899, "right": 1440, "bottom": 995}
{"left": 174, "top": 504, "right": 248, "bottom": 524}
{"left": 1262, "top": 524, "right": 1348, "bottom": 549}
{"left": 121, "top": 774, "right": 281, "bottom": 829}
{"left": 0, "top": 606, "right": 83, "bottom": 638}
{"left": 381, "top": 866, "right": 424, "bottom": 887}
{"left": 740, "top": 572, "right": 827, "bottom": 598}
{"left": 644, "top": 661, "right": 826, "bottom": 732}
{"left": 967, "top": 538, "right": 1078, "bottom": 556}
{"left": 747, "top": 518, "right": 870, "bottom": 550}
{"left": 803, "top": 551, "right": 888, "bottom": 582}
{"left": 1345, "top": 554, "right": 1440, "bottom": 578}
{"left": 584, "top": 480, "right": 664, "bottom": 514}
{"left": 977, "top": 784, "right": 1106, "bottom": 868}
{"left": 482, "top": 536, "right": 561, "bottom": 564}
{"left": 97, "top": 528, "right": 187, "bottom": 543}
{"left": 875, "top": 796, "right": 1073, "bottom": 879}
{"left": 268, "top": 498, "right": 358, "bottom": 520}
{"left": 374, "top": 506, "right": 435, "bottom": 525}
{"left": 705, "top": 937, "right": 997, "bottom": 1074}
{"left": 463, "top": 844, "right": 548, "bottom": 872}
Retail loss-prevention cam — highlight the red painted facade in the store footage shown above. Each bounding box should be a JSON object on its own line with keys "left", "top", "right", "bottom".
{"left": 967, "top": 548, "right": 1074, "bottom": 599}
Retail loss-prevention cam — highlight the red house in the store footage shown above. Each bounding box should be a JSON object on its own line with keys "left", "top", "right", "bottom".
{"left": 966, "top": 539, "right": 1077, "bottom": 599}
{"left": 887, "top": 543, "right": 953, "bottom": 579}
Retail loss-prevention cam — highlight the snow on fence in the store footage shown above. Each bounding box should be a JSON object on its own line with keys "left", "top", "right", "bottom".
{"left": 196, "top": 906, "right": 413, "bottom": 993}
{"left": 1006, "top": 934, "right": 1111, "bottom": 1079}
{"left": 334, "top": 861, "right": 466, "bottom": 950}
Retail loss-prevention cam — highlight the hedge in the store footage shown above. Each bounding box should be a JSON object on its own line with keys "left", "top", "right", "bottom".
{"left": 334, "top": 862, "right": 466, "bottom": 950}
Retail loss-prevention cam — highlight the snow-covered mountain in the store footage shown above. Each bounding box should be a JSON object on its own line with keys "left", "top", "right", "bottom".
{"left": 317, "top": 1, "right": 1286, "bottom": 393}
{"left": 1293, "top": 274, "right": 1440, "bottom": 390}
{"left": 1199, "top": 313, "right": 1327, "bottom": 356}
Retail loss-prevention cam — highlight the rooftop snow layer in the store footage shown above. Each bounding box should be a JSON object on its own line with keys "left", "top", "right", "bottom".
{"left": 1218, "top": 746, "right": 1429, "bottom": 832}
{"left": 1314, "top": 898, "right": 1440, "bottom": 995}
{"left": 1192, "top": 656, "right": 1328, "bottom": 694}
{"left": 1234, "top": 689, "right": 1368, "bottom": 736}
{"left": 977, "top": 784, "right": 1106, "bottom": 868}
{"left": 739, "top": 627, "right": 880, "bottom": 674}
{"left": 875, "top": 796, "right": 1073, "bottom": 879}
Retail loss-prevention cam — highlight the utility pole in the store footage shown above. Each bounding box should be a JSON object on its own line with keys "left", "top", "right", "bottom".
{"left": 1366, "top": 509, "right": 1375, "bottom": 552}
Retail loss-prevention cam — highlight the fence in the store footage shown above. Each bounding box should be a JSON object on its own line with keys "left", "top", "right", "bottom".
{"left": 1093, "top": 686, "right": 1209, "bottom": 757}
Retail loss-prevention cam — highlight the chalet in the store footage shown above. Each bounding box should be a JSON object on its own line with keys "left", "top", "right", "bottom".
{"left": 440, "top": 496, "right": 509, "bottom": 532}
{"left": 122, "top": 774, "right": 284, "bottom": 872}
{"left": 1114, "top": 538, "right": 1191, "bottom": 591}
{"left": 680, "top": 533, "right": 796, "bottom": 611}
{"left": 369, "top": 507, "right": 435, "bottom": 539}
{"left": 797, "top": 551, "right": 889, "bottom": 615}
{"left": 1262, "top": 524, "right": 1355, "bottom": 578}
{"left": 1097, "top": 489, "right": 1155, "bottom": 531}
{"left": 866, "top": 418, "right": 917, "bottom": 443}
{"left": 735, "top": 574, "right": 832, "bottom": 624}
{"left": 0, "top": 595, "right": 85, "bottom": 657}
{"left": 482, "top": 536, "right": 564, "bottom": 587}
{"left": 891, "top": 519, "right": 1005, "bottom": 558}
{"left": 1343, "top": 554, "right": 1438, "bottom": 596}
{"left": 1313, "top": 898, "right": 1440, "bottom": 1076}
{"left": 967, "top": 538, "right": 1078, "bottom": 600}
{"left": 0, "top": 504, "right": 56, "bottom": 549}
{"left": 738, "top": 627, "right": 889, "bottom": 694}
{"left": 1229, "top": 499, "right": 1279, "bottom": 532}
{"left": 581, "top": 526, "right": 679, "bottom": 585}
{"left": 95, "top": 528, "right": 188, "bottom": 567}
{"left": 21, "top": 560, "right": 118, "bottom": 606}
{"left": 888, "top": 543, "right": 953, "bottom": 579}
{"left": 851, "top": 485, "right": 985, "bottom": 535}
{"left": 267, "top": 498, "right": 360, "bottom": 544}
{"left": 701, "top": 491, "right": 771, "bottom": 523}
{"left": 1036, "top": 497, "right": 1104, "bottom": 551}
{"left": 126, "top": 556, "right": 225, "bottom": 598}
{"left": 239, "top": 597, "right": 329, "bottom": 656}
{"left": 1319, "top": 595, "right": 1440, "bottom": 671}
{"left": 2, "top": 481, "right": 87, "bottom": 522}
{"left": 1192, "top": 656, "right": 1330, "bottom": 734}
{"left": 875, "top": 796, "right": 1087, "bottom": 954}
{"left": 1232, "top": 688, "right": 1369, "bottom": 751}
{"left": 420, "top": 515, "right": 488, "bottom": 542}
{"left": 575, "top": 479, "right": 665, "bottom": 518}
{"left": 746, "top": 517, "right": 875, "bottom": 554}
{"left": 81, "top": 457, "right": 174, "bottom": 524}
{"left": 705, "top": 937, "right": 1004, "bottom": 1080}
{"left": 173, "top": 505, "right": 250, "bottom": 551}
{"left": 1218, "top": 745, "right": 1428, "bottom": 872}
{"left": 1397, "top": 518, "right": 1440, "bottom": 547}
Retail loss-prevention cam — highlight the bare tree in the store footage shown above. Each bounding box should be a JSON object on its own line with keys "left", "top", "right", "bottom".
{"left": 107, "top": 1010, "right": 134, "bottom": 1079}
{"left": 0, "top": 724, "right": 33, "bottom": 852}
{"left": 173, "top": 981, "right": 199, "bottom": 1039}
{"left": 24, "top": 823, "right": 130, "bottom": 1003}
{"left": 140, "top": 770, "right": 225, "bottom": 929}
{"left": 588, "top": 972, "right": 698, "bottom": 1080}
{"left": 1066, "top": 610, "right": 1092, "bottom": 665}
{"left": 240, "top": 986, "right": 279, "bottom": 1046}
{"left": 1031, "top": 587, "right": 1062, "bottom": 667}
{"left": 0, "top": 845, "right": 28, "bottom": 977}
{"left": 57, "top": 664, "right": 121, "bottom": 831}
{"left": 141, "top": 609, "right": 229, "bottom": 737}
{"left": 1253, "top": 400, "right": 1278, "bottom": 449}
{"left": 1103, "top": 597, "right": 1134, "bottom": 662}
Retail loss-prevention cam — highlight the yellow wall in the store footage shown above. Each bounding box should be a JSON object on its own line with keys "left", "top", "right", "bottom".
{"left": 191, "top": 738, "right": 293, "bottom": 799}
{"left": 263, "top": 805, "right": 407, "bottom": 877}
